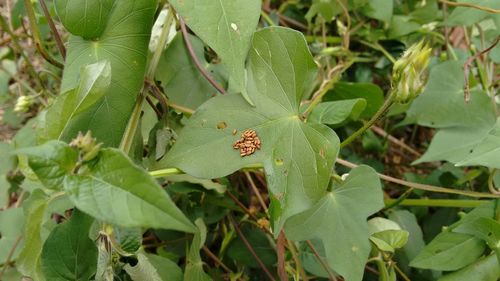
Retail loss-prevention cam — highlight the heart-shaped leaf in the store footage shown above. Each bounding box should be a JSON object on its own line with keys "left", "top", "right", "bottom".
{"left": 170, "top": 0, "right": 261, "bottom": 103}
{"left": 56, "top": 0, "right": 157, "bottom": 146}
{"left": 285, "top": 165, "right": 384, "bottom": 281}
{"left": 161, "top": 27, "right": 340, "bottom": 231}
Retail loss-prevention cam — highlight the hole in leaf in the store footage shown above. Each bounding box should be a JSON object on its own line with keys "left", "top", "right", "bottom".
{"left": 217, "top": 121, "right": 227, "bottom": 129}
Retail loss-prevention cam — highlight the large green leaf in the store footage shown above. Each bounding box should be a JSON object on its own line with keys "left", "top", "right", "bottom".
{"left": 454, "top": 217, "right": 500, "bottom": 250}
{"left": 170, "top": 0, "right": 260, "bottom": 103}
{"left": 64, "top": 148, "right": 196, "bottom": 233}
{"left": 161, "top": 27, "right": 340, "bottom": 231}
{"left": 285, "top": 165, "right": 384, "bottom": 281}
{"left": 41, "top": 209, "right": 98, "bottom": 281}
{"left": 438, "top": 254, "right": 500, "bottom": 281}
{"left": 54, "top": 0, "right": 115, "bottom": 39}
{"left": 155, "top": 33, "right": 218, "bottom": 109}
{"left": 40, "top": 61, "right": 111, "bottom": 143}
{"left": 57, "top": 0, "right": 157, "bottom": 146}
{"left": 324, "top": 82, "right": 384, "bottom": 118}
{"left": 15, "top": 141, "right": 78, "bottom": 190}
{"left": 407, "top": 60, "right": 496, "bottom": 164}
{"left": 410, "top": 232, "right": 485, "bottom": 271}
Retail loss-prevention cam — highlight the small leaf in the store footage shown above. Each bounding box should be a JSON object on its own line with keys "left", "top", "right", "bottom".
{"left": 170, "top": 0, "right": 261, "bottom": 103}
{"left": 286, "top": 165, "right": 384, "bottom": 281}
{"left": 146, "top": 253, "right": 183, "bottom": 281}
{"left": 15, "top": 141, "right": 78, "bottom": 190}
{"left": 184, "top": 219, "right": 212, "bottom": 281}
{"left": 114, "top": 226, "right": 143, "bottom": 254}
{"left": 41, "top": 209, "right": 98, "bottom": 281}
{"left": 371, "top": 230, "right": 409, "bottom": 252}
{"left": 324, "top": 82, "right": 384, "bottom": 118}
{"left": 388, "top": 210, "right": 425, "bottom": 261}
{"left": 54, "top": 0, "right": 115, "bottom": 39}
{"left": 308, "top": 99, "right": 367, "bottom": 126}
{"left": 64, "top": 148, "right": 196, "bottom": 233}
{"left": 410, "top": 232, "right": 485, "bottom": 271}
{"left": 124, "top": 253, "right": 162, "bottom": 281}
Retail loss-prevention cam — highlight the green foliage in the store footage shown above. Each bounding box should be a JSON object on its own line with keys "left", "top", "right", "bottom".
{"left": 40, "top": 209, "right": 98, "bottom": 281}
{"left": 162, "top": 27, "right": 340, "bottom": 231}
{"left": 286, "top": 165, "right": 384, "bottom": 281}
{"left": 2, "top": 0, "right": 500, "bottom": 280}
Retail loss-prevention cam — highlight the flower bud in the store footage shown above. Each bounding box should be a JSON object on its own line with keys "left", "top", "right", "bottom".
{"left": 70, "top": 131, "right": 102, "bottom": 162}
{"left": 391, "top": 41, "right": 432, "bottom": 103}
{"left": 14, "top": 95, "right": 35, "bottom": 113}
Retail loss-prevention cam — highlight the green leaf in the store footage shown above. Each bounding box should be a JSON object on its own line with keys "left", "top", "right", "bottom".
{"left": 184, "top": 219, "right": 211, "bottom": 281}
{"left": 16, "top": 190, "right": 49, "bottom": 281}
{"left": 166, "top": 174, "right": 226, "bottom": 194}
{"left": 286, "top": 165, "right": 384, "bottom": 281}
{"left": 454, "top": 217, "right": 500, "bottom": 249}
{"left": 407, "top": 60, "right": 496, "bottom": 164}
{"left": 170, "top": 0, "right": 261, "bottom": 103}
{"left": 361, "top": 0, "right": 394, "bottom": 22}
{"left": 161, "top": 27, "right": 340, "bottom": 231}
{"left": 57, "top": 0, "right": 157, "bottom": 146}
{"left": 370, "top": 230, "right": 409, "bottom": 253}
{"left": 0, "top": 207, "right": 24, "bottom": 264}
{"left": 54, "top": 0, "right": 115, "bottom": 39}
{"left": 40, "top": 62, "right": 112, "bottom": 143}
{"left": 308, "top": 99, "right": 367, "bottom": 126}
{"left": 41, "top": 209, "right": 98, "bottom": 281}
{"left": 15, "top": 141, "right": 78, "bottom": 190}
{"left": 146, "top": 253, "right": 183, "bottom": 281}
{"left": 410, "top": 232, "right": 485, "bottom": 271}
{"left": 64, "top": 148, "right": 196, "bottom": 232}
{"left": 388, "top": 210, "right": 425, "bottom": 261}
{"left": 456, "top": 119, "right": 500, "bottom": 168}
{"left": 114, "top": 226, "right": 143, "bottom": 254}
{"left": 444, "top": 0, "right": 500, "bottom": 27}
{"left": 388, "top": 15, "right": 421, "bottom": 38}
{"left": 156, "top": 33, "right": 219, "bottom": 110}
{"left": 368, "top": 217, "right": 402, "bottom": 234}
{"left": 324, "top": 82, "right": 384, "bottom": 118}
{"left": 227, "top": 225, "right": 277, "bottom": 267}
{"left": 124, "top": 253, "right": 162, "bottom": 281}
{"left": 438, "top": 254, "right": 500, "bottom": 281}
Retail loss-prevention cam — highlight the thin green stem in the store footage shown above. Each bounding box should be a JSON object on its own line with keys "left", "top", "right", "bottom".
{"left": 340, "top": 91, "right": 396, "bottom": 148}
{"left": 305, "top": 35, "right": 342, "bottom": 44}
{"left": 260, "top": 11, "right": 275, "bottom": 26}
{"left": 303, "top": 62, "right": 353, "bottom": 117}
{"left": 149, "top": 163, "right": 263, "bottom": 178}
{"left": 358, "top": 40, "right": 396, "bottom": 64}
{"left": 120, "top": 6, "right": 175, "bottom": 153}
{"left": 384, "top": 198, "right": 487, "bottom": 208}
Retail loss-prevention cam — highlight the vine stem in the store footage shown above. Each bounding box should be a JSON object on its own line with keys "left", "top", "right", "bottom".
{"left": 179, "top": 18, "right": 226, "bottom": 95}
{"left": 336, "top": 158, "right": 500, "bottom": 198}
{"left": 340, "top": 91, "right": 396, "bottom": 148}
{"left": 384, "top": 198, "right": 487, "bottom": 208}
{"left": 119, "top": 6, "right": 175, "bottom": 153}
{"left": 39, "top": 0, "right": 66, "bottom": 59}
{"left": 23, "top": 0, "right": 63, "bottom": 68}
{"left": 228, "top": 214, "right": 277, "bottom": 281}
{"left": 439, "top": 0, "right": 500, "bottom": 13}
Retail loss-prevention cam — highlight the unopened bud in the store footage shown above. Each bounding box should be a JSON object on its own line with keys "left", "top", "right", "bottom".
{"left": 70, "top": 131, "right": 102, "bottom": 161}
{"left": 392, "top": 41, "right": 432, "bottom": 103}
{"left": 14, "top": 95, "right": 35, "bottom": 113}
